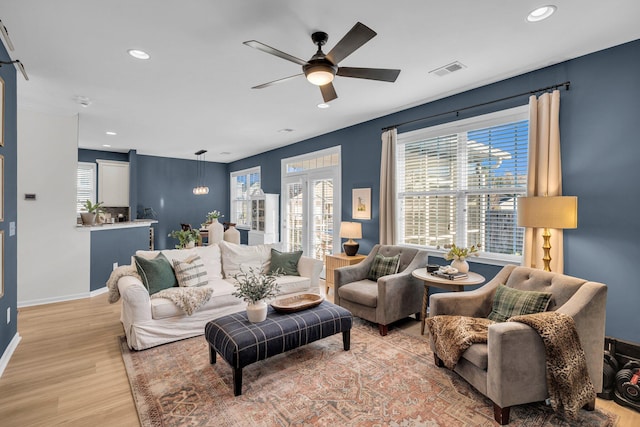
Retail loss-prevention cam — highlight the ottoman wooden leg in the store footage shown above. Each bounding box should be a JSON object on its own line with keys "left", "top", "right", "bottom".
{"left": 209, "top": 345, "right": 217, "bottom": 364}
{"left": 233, "top": 367, "right": 243, "bottom": 396}
{"left": 342, "top": 330, "right": 351, "bottom": 351}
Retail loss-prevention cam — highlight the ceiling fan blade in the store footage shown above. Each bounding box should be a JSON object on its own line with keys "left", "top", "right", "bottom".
{"left": 337, "top": 67, "right": 401, "bottom": 82}
{"left": 320, "top": 82, "right": 338, "bottom": 103}
{"left": 326, "top": 22, "right": 376, "bottom": 65}
{"left": 243, "top": 40, "right": 307, "bottom": 66}
{"left": 252, "top": 73, "right": 304, "bottom": 89}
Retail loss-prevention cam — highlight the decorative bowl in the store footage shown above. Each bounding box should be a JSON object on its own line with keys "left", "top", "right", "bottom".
{"left": 271, "top": 293, "right": 324, "bottom": 313}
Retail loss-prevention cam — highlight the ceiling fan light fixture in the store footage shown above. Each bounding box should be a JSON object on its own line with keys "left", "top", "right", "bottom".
{"left": 305, "top": 67, "right": 335, "bottom": 86}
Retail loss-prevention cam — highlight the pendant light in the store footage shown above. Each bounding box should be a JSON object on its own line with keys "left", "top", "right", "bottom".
{"left": 193, "top": 149, "right": 209, "bottom": 195}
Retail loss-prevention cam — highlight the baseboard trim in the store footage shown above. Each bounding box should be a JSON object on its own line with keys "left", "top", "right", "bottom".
{"left": 0, "top": 333, "right": 22, "bottom": 378}
{"left": 18, "top": 287, "right": 109, "bottom": 308}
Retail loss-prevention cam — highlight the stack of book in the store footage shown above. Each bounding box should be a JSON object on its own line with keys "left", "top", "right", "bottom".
{"left": 431, "top": 271, "right": 468, "bottom": 280}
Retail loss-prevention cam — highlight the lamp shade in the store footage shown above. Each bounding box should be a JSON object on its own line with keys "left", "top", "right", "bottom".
{"left": 517, "top": 196, "right": 578, "bottom": 229}
{"left": 339, "top": 222, "right": 362, "bottom": 239}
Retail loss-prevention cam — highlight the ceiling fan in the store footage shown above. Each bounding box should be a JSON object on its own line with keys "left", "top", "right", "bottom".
{"left": 243, "top": 22, "right": 401, "bottom": 103}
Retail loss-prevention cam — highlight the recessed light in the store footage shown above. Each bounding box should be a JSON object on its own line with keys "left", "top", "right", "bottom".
{"left": 127, "top": 49, "right": 150, "bottom": 60}
{"left": 317, "top": 103, "right": 330, "bottom": 109}
{"left": 220, "top": 151, "right": 231, "bottom": 155}
{"left": 278, "top": 128, "right": 294, "bottom": 133}
{"left": 102, "top": 144, "right": 111, "bottom": 148}
{"left": 105, "top": 131, "right": 117, "bottom": 136}
{"left": 75, "top": 95, "right": 91, "bottom": 107}
{"left": 527, "top": 5, "right": 557, "bottom": 22}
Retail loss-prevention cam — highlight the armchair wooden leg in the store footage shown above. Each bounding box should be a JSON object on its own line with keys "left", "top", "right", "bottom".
{"left": 434, "top": 354, "right": 444, "bottom": 367}
{"left": 584, "top": 399, "right": 595, "bottom": 411}
{"left": 378, "top": 324, "right": 388, "bottom": 336}
{"left": 493, "top": 404, "right": 510, "bottom": 425}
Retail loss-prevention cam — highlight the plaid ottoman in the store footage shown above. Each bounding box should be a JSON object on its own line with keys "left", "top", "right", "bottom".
{"left": 204, "top": 301, "right": 353, "bottom": 396}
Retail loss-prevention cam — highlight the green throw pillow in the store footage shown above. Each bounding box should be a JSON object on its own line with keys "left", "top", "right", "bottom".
{"left": 269, "top": 249, "right": 302, "bottom": 276}
{"left": 487, "top": 284, "right": 552, "bottom": 322}
{"left": 367, "top": 253, "right": 401, "bottom": 281}
{"left": 134, "top": 253, "right": 178, "bottom": 295}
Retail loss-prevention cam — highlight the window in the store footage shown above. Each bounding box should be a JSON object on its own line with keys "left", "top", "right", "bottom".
{"left": 396, "top": 106, "right": 529, "bottom": 260}
{"left": 230, "top": 167, "right": 261, "bottom": 228}
{"left": 77, "top": 162, "right": 96, "bottom": 215}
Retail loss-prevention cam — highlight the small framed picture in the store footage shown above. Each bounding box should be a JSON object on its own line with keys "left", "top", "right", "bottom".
{"left": 352, "top": 188, "right": 371, "bottom": 220}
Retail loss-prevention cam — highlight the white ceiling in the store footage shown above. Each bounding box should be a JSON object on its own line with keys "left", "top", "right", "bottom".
{"left": 2, "top": 1, "right": 639, "bottom": 162}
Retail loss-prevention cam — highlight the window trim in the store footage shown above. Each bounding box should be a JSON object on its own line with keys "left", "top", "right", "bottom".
{"left": 77, "top": 161, "right": 97, "bottom": 216}
{"left": 396, "top": 105, "right": 529, "bottom": 262}
{"left": 230, "top": 166, "right": 261, "bottom": 230}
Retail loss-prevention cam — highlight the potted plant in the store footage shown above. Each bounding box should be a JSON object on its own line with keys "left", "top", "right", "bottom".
{"left": 203, "top": 210, "right": 225, "bottom": 244}
{"left": 168, "top": 228, "right": 199, "bottom": 249}
{"left": 231, "top": 268, "right": 281, "bottom": 323}
{"left": 443, "top": 243, "right": 480, "bottom": 273}
{"left": 80, "top": 200, "right": 104, "bottom": 225}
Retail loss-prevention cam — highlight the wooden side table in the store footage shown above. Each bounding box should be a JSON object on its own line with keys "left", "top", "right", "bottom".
{"left": 412, "top": 268, "right": 485, "bottom": 335}
{"left": 324, "top": 253, "right": 367, "bottom": 295}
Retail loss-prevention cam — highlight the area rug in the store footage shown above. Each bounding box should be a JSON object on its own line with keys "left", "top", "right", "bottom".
{"left": 120, "top": 320, "right": 616, "bottom": 427}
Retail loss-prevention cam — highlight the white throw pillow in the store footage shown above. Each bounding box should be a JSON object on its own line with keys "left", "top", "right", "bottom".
{"left": 192, "top": 244, "right": 223, "bottom": 279}
{"left": 172, "top": 255, "right": 208, "bottom": 287}
{"left": 219, "top": 241, "right": 272, "bottom": 278}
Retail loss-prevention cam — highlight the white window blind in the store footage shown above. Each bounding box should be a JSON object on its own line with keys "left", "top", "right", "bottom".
{"left": 396, "top": 106, "right": 529, "bottom": 259}
{"left": 230, "top": 167, "right": 261, "bottom": 228}
{"left": 77, "top": 162, "right": 96, "bottom": 214}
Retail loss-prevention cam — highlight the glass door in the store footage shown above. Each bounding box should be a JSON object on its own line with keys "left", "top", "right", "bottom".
{"left": 281, "top": 147, "right": 341, "bottom": 260}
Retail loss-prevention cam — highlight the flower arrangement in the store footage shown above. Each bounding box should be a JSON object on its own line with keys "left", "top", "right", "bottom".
{"left": 168, "top": 229, "right": 199, "bottom": 249}
{"left": 206, "top": 210, "right": 224, "bottom": 222}
{"left": 232, "top": 268, "right": 281, "bottom": 304}
{"left": 444, "top": 243, "right": 480, "bottom": 261}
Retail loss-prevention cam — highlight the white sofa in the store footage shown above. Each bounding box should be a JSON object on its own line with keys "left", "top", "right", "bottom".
{"left": 117, "top": 241, "right": 323, "bottom": 350}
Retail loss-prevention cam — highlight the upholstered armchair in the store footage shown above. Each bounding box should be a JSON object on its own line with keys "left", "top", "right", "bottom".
{"left": 428, "top": 264, "right": 607, "bottom": 425}
{"left": 334, "top": 244, "right": 428, "bottom": 335}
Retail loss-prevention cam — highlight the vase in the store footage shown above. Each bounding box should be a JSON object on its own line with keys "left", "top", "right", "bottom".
{"left": 185, "top": 240, "right": 196, "bottom": 249}
{"left": 246, "top": 300, "right": 268, "bottom": 323}
{"left": 207, "top": 219, "right": 224, "bottom": 244}
{"left": 450, "top": 258, "right": 469, "bottom": 274}
{"left": 80, "top": 212, "right": 96, "bottom": 225}
{"left": 224, "top": 225, "right": 241, "bottom": 244}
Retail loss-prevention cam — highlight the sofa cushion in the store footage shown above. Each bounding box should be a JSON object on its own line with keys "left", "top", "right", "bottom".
{"left": 150, "top": 280, "right": 239, "bottom": 320}
{"left": 269, "top": 249, "right": 302, "bottom": 276}
{"left": 172, "top": 255, "right": 208, "bottom": 287}
{"left": 487, "top": 284, "right": 552, "bottom": 322}
{"left": 134, "top": 253, "right": 177, "bottom": 295}
{"left": 461, "top": 343, "right": 488, "bottom": 370}
{"left": 367, "top": 253, "right": 400, "bottom": 281}
{"left": 219, "top": 241, "right": 272, "bottom": 278}
{"left": 338, "top": 280, "right": 378, "bottom": 308}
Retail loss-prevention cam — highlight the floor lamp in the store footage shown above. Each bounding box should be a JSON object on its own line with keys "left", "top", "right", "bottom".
{"left": 517, "top": 196, "right": 578, "bottom": 272}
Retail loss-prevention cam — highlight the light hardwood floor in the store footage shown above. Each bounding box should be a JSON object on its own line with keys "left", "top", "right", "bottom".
{"left": 0, "top": 290, "right": 638, "bottom": 426}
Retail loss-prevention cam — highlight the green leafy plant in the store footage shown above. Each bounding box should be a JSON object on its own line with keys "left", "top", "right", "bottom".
{"left": 444, "top": 243, "right": 481, "bottom": 261}
{"left": 83, "top": 200, "right": 104, "bottom": 214}
{"left": 231, "top": 267, "right": 281, "bottom": 304}
{"left": 168, "top": 229, "right": 199, "bottom": 249}
{"left": 206, "top": 210, "right": 224, "bottom": 222}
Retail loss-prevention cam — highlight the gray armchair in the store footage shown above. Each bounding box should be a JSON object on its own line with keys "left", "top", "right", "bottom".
{"left": 334, "top": 244, "right": 428, "bottom": 335}
{"left": 429, "top": 264, "right": 607, "bottom": 425}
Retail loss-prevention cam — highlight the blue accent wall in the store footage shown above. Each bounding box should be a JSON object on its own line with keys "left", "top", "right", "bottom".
{"left": 89, "top": 227, "right": 150, "bottom": 291}
{"left": 229, "top": 40, "right": 640, "bottom": 343}
{"left": 135, "top": 155, "right": 229, "bottom": 250}
{"left": 0, "top": 43, "right": 18, "bottom": 357}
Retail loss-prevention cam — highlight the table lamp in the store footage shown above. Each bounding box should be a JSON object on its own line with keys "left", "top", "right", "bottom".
{"left": 517, "top": 196, "right": 578, "bottom": 272}
{"left": 340, "top": 221, "right": 362, "bottom": 256}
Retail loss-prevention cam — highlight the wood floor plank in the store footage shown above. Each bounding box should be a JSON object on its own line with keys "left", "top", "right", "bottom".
{"left": 0, "top": 289, "right": 638, "bottom": 426}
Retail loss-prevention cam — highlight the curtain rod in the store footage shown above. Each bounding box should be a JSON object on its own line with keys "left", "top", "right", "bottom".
{"left": 382, "top": 81, "right": 570, "bottom": 132}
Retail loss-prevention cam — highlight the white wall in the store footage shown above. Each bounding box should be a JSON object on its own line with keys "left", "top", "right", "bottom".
{"left": 17, "top": 110, "right": 90, "bottom": 306}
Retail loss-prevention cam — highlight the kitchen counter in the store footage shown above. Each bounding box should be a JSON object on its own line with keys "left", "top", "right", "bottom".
{"left": 77, "top": 219, "right": 157, "bottom": 231}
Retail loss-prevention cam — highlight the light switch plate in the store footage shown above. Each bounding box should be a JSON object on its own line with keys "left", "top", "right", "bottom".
{"left": 10, "top": 222, "right": 16, "bottom": 236}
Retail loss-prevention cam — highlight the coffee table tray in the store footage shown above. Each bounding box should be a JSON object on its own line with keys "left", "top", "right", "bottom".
{"left": 271, "top": 293, "right": 324, "bottom": 313}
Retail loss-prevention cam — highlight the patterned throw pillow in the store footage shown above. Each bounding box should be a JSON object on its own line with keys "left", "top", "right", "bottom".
{"left": 269, "top": 249, "right": 302, "bottom": 276}
{"left": 133, "top": 252, "right": 177, "bottom": 295}
{"left": 487, "top": 284, "right": 552, "bottom": 322}
{"left": 367, "top": 253, "right": 401, "bottom": 281}
{"left": 172, "top": 255, "right": 209, "bottom": 287}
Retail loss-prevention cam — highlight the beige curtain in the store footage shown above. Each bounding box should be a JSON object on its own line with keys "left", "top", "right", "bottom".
{"left": 379, "top": 128, "right": 397, "bottom": 245}
{"left": 523, "top": 90, "right": 565, "bottom": 272}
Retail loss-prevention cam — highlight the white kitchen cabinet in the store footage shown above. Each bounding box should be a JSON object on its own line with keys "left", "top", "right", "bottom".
{"left": 97, "top": 160, "right": 130, "bottom": 207}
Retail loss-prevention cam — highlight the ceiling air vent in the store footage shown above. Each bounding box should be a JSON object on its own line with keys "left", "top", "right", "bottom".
{"left": 429, "top": 61, "right": 466, "bottom": 77}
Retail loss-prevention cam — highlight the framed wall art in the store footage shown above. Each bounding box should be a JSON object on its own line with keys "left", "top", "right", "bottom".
{"left": 352, "top": 188, "right": 371, "bottom": 220}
